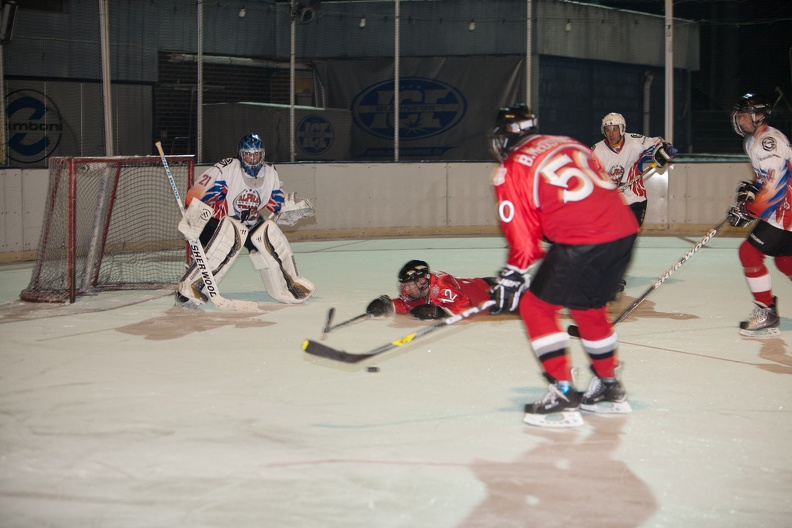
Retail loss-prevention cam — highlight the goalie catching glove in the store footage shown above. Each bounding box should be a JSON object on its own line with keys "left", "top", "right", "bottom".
{"left": 275, "top": 193, "right": 316, "bottom": 226}
{"left": 490, "top": 266, "right": 528, "bottom": 315}
{"left": 728, "top": 180, "right": 760, "bottom": 227}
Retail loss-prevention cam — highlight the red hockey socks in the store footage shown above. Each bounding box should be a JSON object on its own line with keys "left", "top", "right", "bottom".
{"left": 520, "top": 291, "right": 571, "bottom": 382}
{"left": 739, "top": 240, "right": 773, "bottom": 306}
{"left": 569, "top": 306, "right": 618, "bottom": 379}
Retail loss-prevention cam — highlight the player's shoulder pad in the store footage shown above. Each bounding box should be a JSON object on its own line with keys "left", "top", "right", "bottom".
{"left": 217, "top": 157, "right": 235, "bottom": 168}
{"left": 629, "top": 133, "right": 644, "bottom": 139}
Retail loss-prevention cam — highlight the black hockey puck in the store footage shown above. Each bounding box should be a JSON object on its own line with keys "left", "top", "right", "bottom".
{"left": 367, "top": 366, "right": 380, "bottom": 373}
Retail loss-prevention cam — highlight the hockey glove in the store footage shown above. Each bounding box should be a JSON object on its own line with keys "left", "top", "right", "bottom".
{"left": 366, "top": 295, "right": 394, "bottom": 317}
{"left": 736, "top": 180, "right": 760, "bottom": 203}
{"left": 178, "top": 199, "right": 214, "bottom": 241}
{"left": 410, "top": 304, "right": 448, "bottom": 320}
{"left": 653, "top": 142, "right": 677, "bottom": 166}
{"left": 728, "top": 202, "right": 756, "bottom": 228}
{"left": 490, "top": 266, "right": 528, "bottom": 315}
{"left": 728, "top": 180, "right": 760, "bottom": 227}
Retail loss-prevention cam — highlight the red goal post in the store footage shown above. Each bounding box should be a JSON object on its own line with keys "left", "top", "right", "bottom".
{"left": 20, "top": 155, "right": 195, "bottom": 303}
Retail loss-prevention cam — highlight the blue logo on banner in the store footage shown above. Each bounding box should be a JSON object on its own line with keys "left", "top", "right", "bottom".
{"left": 6, "top": 89, "right": 63, "bottom": 164}
{"left": 296, "top": 114, "right": 334, "bottom": 155}
{"left": 351, "top": 78, "right": 466, "bottom": 140}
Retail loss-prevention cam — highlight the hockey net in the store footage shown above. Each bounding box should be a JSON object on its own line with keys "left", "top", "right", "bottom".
{"left": 20, "top": 156, "right": 195, "bottom": 303}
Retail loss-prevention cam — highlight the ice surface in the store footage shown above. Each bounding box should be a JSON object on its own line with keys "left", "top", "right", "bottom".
{"left": 1, "top": 235, "right": 790, "bottom": 527}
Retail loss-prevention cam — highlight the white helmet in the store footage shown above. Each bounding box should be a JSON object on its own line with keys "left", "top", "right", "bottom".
{"left": 601, "top": 112, "right": 626, "bottom": 136}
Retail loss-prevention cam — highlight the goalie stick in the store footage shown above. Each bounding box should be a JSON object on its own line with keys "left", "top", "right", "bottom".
{"left": 155, "top": 142, "right": 259, "bottom": 313}
{"left": 568, "top": 216, "right": 730, "bottom": 337}
{"left": 303, "top": 300, "right": 496, "bottom": 363}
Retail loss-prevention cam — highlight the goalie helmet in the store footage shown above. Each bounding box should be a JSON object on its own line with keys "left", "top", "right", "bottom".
{"left": 398, "top": 259, "right": 431, "bottom": 301}
{"left": 601, "top": 112, "right": 626, "bottom": 136}
{"left": 731, "top": 93, "right": 771, "bottom": 137}
{"left": 238, "top": 133, "right": 265, "bottom": 177}
{"left": 488, "top": 104, "right": 539, "bottom": 163}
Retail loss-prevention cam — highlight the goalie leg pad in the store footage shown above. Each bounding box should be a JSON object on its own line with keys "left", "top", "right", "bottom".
{"left": 249, "top": 219, "right": 316, "bottom": 304}
{"left": 178, "top": 217, "right": 248, "bottom": 303}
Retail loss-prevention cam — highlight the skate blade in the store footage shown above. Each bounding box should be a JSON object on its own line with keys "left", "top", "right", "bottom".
{"left": 581, "top": 400, "right": 632, "bottom": 414}
{"left": 739, "top": 327, "right": 781, "bottom": 337}
{"left": 523, "top": 410, "right": 584, "bottom": 428}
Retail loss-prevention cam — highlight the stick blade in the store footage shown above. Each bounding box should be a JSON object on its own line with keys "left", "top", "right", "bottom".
{"left": 301, "top": 339, "right": 372, "bottom": 364}
{"left": 212, "top": 296, "right": 260, "bottom": 312}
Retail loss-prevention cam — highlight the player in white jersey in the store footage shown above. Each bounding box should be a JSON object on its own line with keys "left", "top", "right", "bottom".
{"left": 175, "top": 133, "right": 316, "bottom": 306}
{"left": 590, "top": 112, "right": 676, "bottom": 227}
{"left": 727, "top": 93, "right": 792, "bottom": 336}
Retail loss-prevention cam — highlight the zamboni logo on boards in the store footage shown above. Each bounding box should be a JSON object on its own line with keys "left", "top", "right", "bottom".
{"left": 6, "top": 89, "right": 63, "bottom": 164}
{"left": 351, "top": 78, "right": 466, "bottom": 142}
{"left": 296, "top": 115, "right": 334, "bottom": 155}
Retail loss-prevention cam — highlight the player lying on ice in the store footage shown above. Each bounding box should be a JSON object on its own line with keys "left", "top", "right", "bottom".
{"left": 175, "top": 133, "right": 316, "bottom": 307}
{"left": 365, "top": 260, "right": 496, "bottom": 320}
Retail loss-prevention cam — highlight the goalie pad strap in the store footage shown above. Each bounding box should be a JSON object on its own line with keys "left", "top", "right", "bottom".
{"left": 249, "top": 219, "right": 315, "bottom": 304}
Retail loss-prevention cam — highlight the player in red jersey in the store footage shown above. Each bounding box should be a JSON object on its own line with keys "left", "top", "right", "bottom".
{"left": 366, "top": 260, "right": 496, "bottom": 320}
{"left": 488, "top": 104, "right": 639, "bottom": 427}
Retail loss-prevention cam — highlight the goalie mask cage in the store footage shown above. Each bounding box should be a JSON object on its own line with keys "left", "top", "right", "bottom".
{"left": 20, "top": 155, "right": 195, "bottom": 304}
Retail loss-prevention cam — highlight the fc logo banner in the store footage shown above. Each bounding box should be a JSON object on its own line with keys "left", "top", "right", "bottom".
{"left": 351, "top": 78, "right": 466, "bottom": 140}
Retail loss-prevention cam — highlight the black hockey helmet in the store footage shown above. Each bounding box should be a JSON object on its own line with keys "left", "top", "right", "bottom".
{"left": 398, "top": 260, "right": 430, "bottom": 301}
{"left": 398, "top": 259, "right": 430, "bottom": 283}
{"left": 731, "top": 93, "right": 771, "bottom": 137}
{"left": 488, "top": 103, "right": 539, "bottom": 163}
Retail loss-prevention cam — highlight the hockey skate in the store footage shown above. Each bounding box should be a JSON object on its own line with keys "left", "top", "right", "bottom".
{"left": 175, "top": 279, "right": 207, "bottom": 309}
{"left": 739, "top": 297, "right": 780, "bottom": 337}
{"left": 580, "top": 372, "right": 632, "bottom": 414}
{"left": 523, "top": 374, "right": 583, "bottom": 428}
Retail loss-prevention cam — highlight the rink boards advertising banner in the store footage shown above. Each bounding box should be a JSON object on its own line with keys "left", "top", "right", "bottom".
{"left": 325, "top": 56, "right": 524, "bottom": 161}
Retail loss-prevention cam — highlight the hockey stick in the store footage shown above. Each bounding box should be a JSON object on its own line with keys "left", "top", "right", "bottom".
{"left": 155, "top": 141, "right": 259, "bottom": 312}
{"left": 321, "top": 307, "right": 335, "bottom": 334}
{"left": 303, "top": 300, "right": 496, "bottom": 363}
{"left": 568, "top": 217, "right": 730, "bottom": 337}
{"left": 322, "top": 308, "right": 369, "bottom": 335}
{"left": 619, "top": 163, "right": 658, "bottom": 189}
